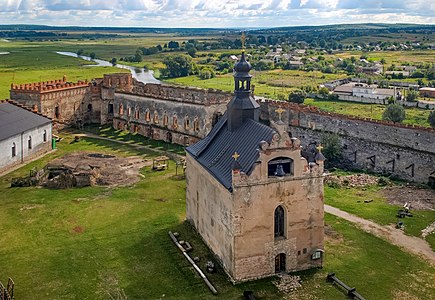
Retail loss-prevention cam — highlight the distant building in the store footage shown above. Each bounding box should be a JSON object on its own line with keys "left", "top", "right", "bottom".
{"left": 419, "top": 87, "right": 435, "bottom": 98}
{"left": 0, "top": 100, "right": 52, "bottom": 173}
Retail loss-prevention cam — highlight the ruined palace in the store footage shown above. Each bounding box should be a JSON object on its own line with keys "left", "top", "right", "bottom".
{"left": 9, "top": 70, "right": 435, "bottom": 186}
{"left": 186, "top": 52, "right": 325, "bottom": 282}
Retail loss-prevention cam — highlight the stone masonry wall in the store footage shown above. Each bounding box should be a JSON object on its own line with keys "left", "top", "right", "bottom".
{"left": 260, "top": 100, "right": 435, "bottom": 184}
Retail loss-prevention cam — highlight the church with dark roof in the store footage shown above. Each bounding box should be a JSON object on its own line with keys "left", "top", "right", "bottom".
{"left": 185, "top": 49, "right": 325, "bottom": 282}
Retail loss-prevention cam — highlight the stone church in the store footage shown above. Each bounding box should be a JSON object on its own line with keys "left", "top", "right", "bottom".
{"left": 185, "top": 51, "right": 325, "bottom": 282}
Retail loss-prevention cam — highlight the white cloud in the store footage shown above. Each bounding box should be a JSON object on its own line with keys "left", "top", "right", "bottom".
{"left": 0, "top": 0, "right": 433, "bottom": 27}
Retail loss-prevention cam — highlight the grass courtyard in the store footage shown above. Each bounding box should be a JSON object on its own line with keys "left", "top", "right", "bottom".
{"left": 0, "top": 132, "right": 434, "bottom": 299}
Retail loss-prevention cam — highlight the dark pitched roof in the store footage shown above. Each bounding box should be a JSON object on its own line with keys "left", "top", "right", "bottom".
{"left": 187, "top": 114, "right": 275, "bottom": 191}
{"left": 0, "top": 101, "right": 51, "bottom": 142}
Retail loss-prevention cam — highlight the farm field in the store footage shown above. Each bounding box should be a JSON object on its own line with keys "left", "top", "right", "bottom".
{"left": 0, "top": 132, "right": 434, "bottom": 299}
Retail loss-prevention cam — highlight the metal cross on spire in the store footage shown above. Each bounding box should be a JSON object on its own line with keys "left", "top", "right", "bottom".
{"left": 241, "top": 32, "right": 246, "bottom": 52}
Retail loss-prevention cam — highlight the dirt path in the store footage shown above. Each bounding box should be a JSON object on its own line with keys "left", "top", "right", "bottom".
{"left": 325, "top": 205, "right": 435, "bottom": 265}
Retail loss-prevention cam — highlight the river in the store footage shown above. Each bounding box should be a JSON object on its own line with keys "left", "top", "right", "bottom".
{"left": 56, "top": 51, "right": 160, "bottom": 84}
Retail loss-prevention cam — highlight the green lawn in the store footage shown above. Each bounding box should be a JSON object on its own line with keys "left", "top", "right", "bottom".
{"left": 305, "top": 98, "right": 432, "bottom": 127}
{"left": 324, "top": 181, "right": 435, "bottom": 250}
{"left": 0, "top": 44, "right": 129, "bottom": 99}
{"left": 0, "top": 132, "right": 434, "bottom": 299}
{"left": 165, "top": 69, "right": 347, "bottom": 100}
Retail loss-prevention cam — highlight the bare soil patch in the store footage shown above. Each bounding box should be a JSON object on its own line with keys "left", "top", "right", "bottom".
{"left": 382, "top": 186, "right": 435, "bottom": 211}
{"left": 324, "top": 224, "right": 343, "bottom": 244}
{"left": 72, "top": 226, "right": 84, "bottom": 234}
{"left": 48, "top": 152, "right": 150, "bottom": 187}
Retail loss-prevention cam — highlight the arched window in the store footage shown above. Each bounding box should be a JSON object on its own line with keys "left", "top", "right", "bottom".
{"left": 87, "top": 103, "right": 93, "bottom": 112}
{"left": 268, "top": 157, "right": 293, "bottom": 177}
{"left": 145, "top": 109, "right": 151, "bottom": 122}
{"left": 119, "top": 103, "right": 124, "bottom": 115}
{"left": 28, "top": 136, "right": 32, "bottom": 150}
{"left": 12, "top": 143, "right": 16, "bottom": 157}
{"left": 194, "top": 117, "right": 200, "bottom": 131}
{"left": 274, "top": 206, "right": 285, "bottom": 238}
{"left": 184, "top": 115, "right": 190, "bottom": 130}
{"left": 55, "top": 105, "right": 60, "bottom": 119}
{"left": 172, "top": 114, "right": 178, "bottom": 129}
{"left": 43, "top": 130, "right": 47, "bottom": 142}
{"left": 153, "top": 111, "right": 159, "bottom": 124}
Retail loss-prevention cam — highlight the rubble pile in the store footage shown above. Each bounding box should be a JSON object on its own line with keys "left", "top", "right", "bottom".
{"left": 273, "top": 274, "right": 302, "bottom": 293}
{"left": 325, "top": 174, "right": 382, "bottom": 188}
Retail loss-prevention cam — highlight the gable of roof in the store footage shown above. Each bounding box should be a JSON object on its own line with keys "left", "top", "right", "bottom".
{"left": 0, "top": 101, "right": 51, "bottom": 141}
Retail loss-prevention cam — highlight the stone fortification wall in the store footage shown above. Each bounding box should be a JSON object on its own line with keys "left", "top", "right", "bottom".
{"left": 10, "top": 77, "right": 94, "bottom": 126}
{"left": 260, "top": 100, "right": 435, "bottom": 184}
{"left": 130, "top": 82, "right": 232, "bottom": 106}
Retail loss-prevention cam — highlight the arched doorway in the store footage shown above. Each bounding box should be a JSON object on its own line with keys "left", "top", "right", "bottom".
{"left": 275, "top": 253, "right": 286, "bottom": 273}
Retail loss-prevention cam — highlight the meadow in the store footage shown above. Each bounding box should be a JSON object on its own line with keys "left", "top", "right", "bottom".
{"left": 0, "top": 132, "right": 434, "bottom": 299}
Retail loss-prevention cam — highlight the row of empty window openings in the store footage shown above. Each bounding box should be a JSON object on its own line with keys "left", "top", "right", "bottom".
{"left": 11, "top": 131, "right": 48, "bottom": 157}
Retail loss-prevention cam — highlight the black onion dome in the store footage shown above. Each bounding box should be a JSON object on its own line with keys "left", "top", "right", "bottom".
{"left": 234, "top": 52, "right": 252, "bottom": 75}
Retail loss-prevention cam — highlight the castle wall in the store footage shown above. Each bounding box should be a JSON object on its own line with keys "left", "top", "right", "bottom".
{"left": 261, "top": 101, "right": 435, "bottom": 184}
{"left": 185, "top": 153, "right": 235, "bottom": 275}
{"left": 113, "top": 92, "right": 228, "bottom": 145}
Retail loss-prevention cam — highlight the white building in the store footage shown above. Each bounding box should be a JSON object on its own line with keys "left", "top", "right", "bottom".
{"left": 0, "top": 100, "right": 52, "bottom": 173}
{"left": 352, "top": 85, "right": 395, "bottom": 100}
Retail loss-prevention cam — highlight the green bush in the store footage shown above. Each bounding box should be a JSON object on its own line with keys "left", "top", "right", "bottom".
{"left": 382, "top": 103, "right": 406, "bottom": 123}
{"left": 288, "top": 90, "right": 306, "bottom": 104}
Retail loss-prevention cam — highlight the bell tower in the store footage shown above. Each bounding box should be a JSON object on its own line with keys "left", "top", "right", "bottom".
{"left": 227, "top": 34, "right": 259, "bottom": 132}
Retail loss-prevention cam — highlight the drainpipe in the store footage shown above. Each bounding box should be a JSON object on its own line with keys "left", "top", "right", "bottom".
{"left": 20, "top": 132, "right": 24, "bottom": 163}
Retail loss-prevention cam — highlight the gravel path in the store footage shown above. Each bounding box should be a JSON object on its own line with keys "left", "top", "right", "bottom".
{"left": 325, "top": 205, "right": 435, "bottom": 265}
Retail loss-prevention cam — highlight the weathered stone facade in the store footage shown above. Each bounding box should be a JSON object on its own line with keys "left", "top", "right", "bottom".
{"left": 186, "top": 53, "right": 324, "bottom": 282}
{"left": 112, "top": 82, "right": 230, "bottom": 146}
{"left": 186, "top": 124, "right": 324, "bottom": 282}
{"left": 10, "top": 73, "right": 435, "bottom": 185}
{"left": 260, "top": 100, "right": 435, "bottom": 185}
{"left": 10, "top": 76, "right": 97, "bottom": 126}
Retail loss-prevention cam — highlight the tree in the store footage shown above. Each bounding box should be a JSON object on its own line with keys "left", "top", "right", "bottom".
{"left": 77, "top": 49, "right": 84, "bottom": 56}
{"left": 406, "top": 89, "right": 419, "bottom": 102}
{"left": 187, "top": 47, "right": 197, "bottom": 58}
{"left": 168, "top": 41, "right": 179, "bottom": 49}
{"left": 321, "top": 133, "right": 342, "bottom": 168}
{"left": 161, "top": 55, "right": 197, "bottom": 78}
{"left": 428, "top": 110, "right": 435, "bottom": 127}
{"left": 288, "top": 90, "right": 306, "bottom": 104}
{"left": 89, "top": 52, "right": 96, "bottom": 59}
{"left": 318, "top": 87, "right": 329, "bottom": 98}
{"left": 110, "top": 58, "right": 117, "bottom": 65}
{"left": 199, "top": 68, "right": 215, "bottom": 79}
{"left": 382, "top": 103, "right": 405, "bottom": 123}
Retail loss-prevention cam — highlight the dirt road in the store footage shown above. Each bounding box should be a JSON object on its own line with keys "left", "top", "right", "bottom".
{"left": 325, "top": 205, "right": 435, "bottom": 265}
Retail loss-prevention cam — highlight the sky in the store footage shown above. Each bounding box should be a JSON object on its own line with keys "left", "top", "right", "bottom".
{"left": 0, "top": 0, "right": 434, "bottom": 28}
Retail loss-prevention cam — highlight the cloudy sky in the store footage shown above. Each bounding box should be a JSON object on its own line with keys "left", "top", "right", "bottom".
{"left": 0, "top": 0, "right": 434, "bottom": 28}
